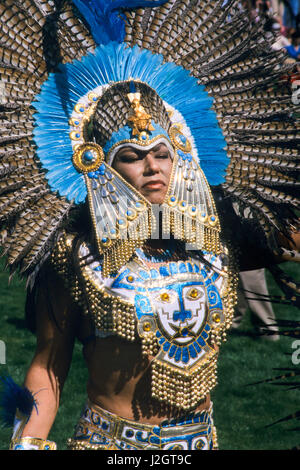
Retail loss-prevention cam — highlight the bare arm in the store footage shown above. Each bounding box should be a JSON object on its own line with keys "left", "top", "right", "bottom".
{"left": 20, "top": 266, "right": 79, "bottom": 440}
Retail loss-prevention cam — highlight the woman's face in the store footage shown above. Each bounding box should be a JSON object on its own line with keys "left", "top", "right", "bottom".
{"left": 112, "top": 143, "right": 173, "bottom": 204}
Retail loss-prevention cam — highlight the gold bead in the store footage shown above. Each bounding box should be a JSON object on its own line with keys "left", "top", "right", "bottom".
{"left": 160, "top": 292, "right": 170, "bottom": 302}
{"left": 212, "top": 313, "right": 221, "bottom": 323}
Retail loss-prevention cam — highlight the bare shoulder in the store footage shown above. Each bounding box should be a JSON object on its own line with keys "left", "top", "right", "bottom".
{"left": 33, "top": 257, "right": 81, "bottom": 345}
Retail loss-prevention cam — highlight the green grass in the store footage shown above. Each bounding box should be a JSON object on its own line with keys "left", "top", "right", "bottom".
{"left": 0, "top": 260, "right": 299, "bottom": 450}
{"left": 214, "top": 264, "right": 300, "bottom": 450}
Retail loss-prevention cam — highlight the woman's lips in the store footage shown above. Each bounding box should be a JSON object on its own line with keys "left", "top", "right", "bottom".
{"left": 142, "top": 180, "right": 165, "bottom": 189}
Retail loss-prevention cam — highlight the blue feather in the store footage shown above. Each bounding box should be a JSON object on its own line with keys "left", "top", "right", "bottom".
{"left": 72, "top": 0, "right": 168, "bottom": 44}
{"left": 33, "top": 43, "right": 228, "bottom": 201}
{"left": 0, "top": 376, "right": 37, "bottom": 428}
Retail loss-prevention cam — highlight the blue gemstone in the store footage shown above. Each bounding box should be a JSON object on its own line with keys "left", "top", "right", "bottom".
{"left": 110, "top": 194, "right": 119, "bottom": 204}
{"left": 201, "top": 213, "right": 206, "bottom": 217}
{"left": 188, "top": 344, "right": 197, "bottom": 358}
{"left": 118, "top": 219, "right": 124, "bottom": 225}
{"left": 179, "top": 262, "right": 187, "bottom": 273}
{"left": 175, "top": 348, "right": 182, "bottom": 362}
{"left": 191, "top": 206, "right": 196, "bottom": 212}
{"left": 150, "top": 269, "right": 159, "bottom": 279}
{"left": 102, "top": 237, "right": 108, "bottom": 243}
{"left": 75, "top": 133, "right": 81, "bottom": 138}
{"left": 159, "top": 266, "right": 170, "bottom": 277}
{"left": 163, "top": 341, "right": 171, "bottom": 352}
{"left": 149, "top": 436, "right": 160, "bottom": 445}
{"left": 182, "top": 347, "right": 189, "bottom": 363}
{"left": 141, "top": 135, "right": 147, "bottom": 140}
{"left": 168, "top": 345, "right": 177, "bottom": 358}
{"left": 211, "top": 216, "right": 216, "bottom": 221}
{"left": 181, "top": 201, "right": 186, "bottom": 207}
{"left": 187, "top": 262, "right": 193, "bottom": 273}
{"left": 170, "top": 196, "right": 176, "bottom": 202}
{"left": 79, "top": 107, "right": 84, "bottom": 112}
{"left": 83, "top": 150, "right": 95, "bottom": 161}
{"left": 202, "top": 331, "right": 208, "bottom": 340}
{"left": 125, "top": 429, "right": 134, "bottom": 438}
{"left": 198, "top": 337, "right": 206, "bottom": 347}
{"left": 102, "top": 421, "right": 108, "bottom": 430}
{"left": 127, "top": 210, "right": 132, "bottom": 216}
{"left": 169, "top": 262, "right": 178, "bottom": 275}
{"left": 106, "top": 182, "right": 115, "bottom": 193}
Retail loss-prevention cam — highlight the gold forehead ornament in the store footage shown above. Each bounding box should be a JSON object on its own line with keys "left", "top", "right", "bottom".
{"left": 127, "top": 92, "right": 155, "bottom": 136}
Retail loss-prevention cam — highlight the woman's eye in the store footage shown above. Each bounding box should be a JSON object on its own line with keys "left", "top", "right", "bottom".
{"left": 120, "top": 155, "right": 138, "bottom": 162}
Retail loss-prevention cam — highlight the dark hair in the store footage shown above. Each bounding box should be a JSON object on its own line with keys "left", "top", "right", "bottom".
{"left": 25, "top": 200, "right": 93, "bottom": 334}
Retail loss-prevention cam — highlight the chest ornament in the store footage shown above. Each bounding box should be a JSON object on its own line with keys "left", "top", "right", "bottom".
{"left": 79, "top": 245, "right": 237, "bottom": 410}
{"left": 51, "top": 235, "right": 238, "bottom": 410}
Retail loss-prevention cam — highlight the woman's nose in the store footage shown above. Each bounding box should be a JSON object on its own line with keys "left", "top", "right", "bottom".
{"left": 144, "top": 154, "right": 159, "bottom": 174}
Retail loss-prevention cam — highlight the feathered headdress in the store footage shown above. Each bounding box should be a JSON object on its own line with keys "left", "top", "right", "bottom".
{"left": 0, "top": 0, "right": 299, "bottom": 282}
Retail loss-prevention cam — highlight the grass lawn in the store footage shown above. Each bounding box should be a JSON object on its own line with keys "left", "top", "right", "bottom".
{"left": 0, "top": 259, "right": 299, "bottom": 450}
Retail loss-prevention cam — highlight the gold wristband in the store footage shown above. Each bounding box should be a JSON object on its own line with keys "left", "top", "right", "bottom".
{"left": 10, "top": 437, "right": 57, "bottom": 450}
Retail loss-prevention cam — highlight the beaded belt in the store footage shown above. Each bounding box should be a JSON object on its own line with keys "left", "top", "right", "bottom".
{"left": 67, "top": 400, "right": 218, "bottom": 450}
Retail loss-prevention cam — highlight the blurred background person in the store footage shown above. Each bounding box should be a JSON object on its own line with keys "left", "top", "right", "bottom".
{"left": 232, "top": 269, "right": 280, "bottom": 341}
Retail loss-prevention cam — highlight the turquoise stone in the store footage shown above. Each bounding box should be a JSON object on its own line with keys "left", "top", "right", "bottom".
{"left": 82, "top": 150, "right": 95, "bottom": 162}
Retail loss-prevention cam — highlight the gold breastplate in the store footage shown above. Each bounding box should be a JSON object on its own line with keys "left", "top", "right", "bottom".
{"left": 51, "top": 232, "right": 238, "bottom": 410}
